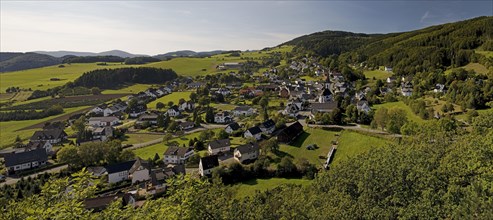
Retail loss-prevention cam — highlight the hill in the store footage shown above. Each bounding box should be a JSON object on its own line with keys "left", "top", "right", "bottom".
{"left": 0, "top": 52, "right": 62, "bottom": 72}
{"left": 283, "top": 16, "right": 493, "bottom": 75}
{"left": 153, "top": 50, "right": 226, "bottom": 59}
{"left": 33, "top": 49, "right": 147, "bottom": 58}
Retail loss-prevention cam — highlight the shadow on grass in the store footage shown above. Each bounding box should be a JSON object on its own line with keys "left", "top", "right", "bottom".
{"left": 290, "top": 131, "right": 310, "bottom": 148}
{"left": 242, "top": 178, "right": 259, "bottom": 185}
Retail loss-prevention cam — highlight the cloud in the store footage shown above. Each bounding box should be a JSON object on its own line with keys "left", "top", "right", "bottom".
{"left": 420, "top": 11, "right": 430, "bottom": 23}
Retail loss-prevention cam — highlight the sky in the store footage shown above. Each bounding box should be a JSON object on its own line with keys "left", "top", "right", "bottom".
{"left": 1, "top": 1, "right": 492, "bottom": 55}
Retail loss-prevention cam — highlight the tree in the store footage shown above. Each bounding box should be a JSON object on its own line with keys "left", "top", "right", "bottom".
{"left": 156, "top": 102, "right": 165, "bottom": 110}
{"left": 190, "top": 92, "right": 198, "bottom": 102}
{"left": 90, "top": 87, "right": 101, "bottom": 95}
{"left": 167, "top": 121, "right": 178, "bottom": 132}
{"left": 118, "top": 149, "right": 135, "bottom": 161}
{"left": 374, "top": 107, "right": 388, "bottom": 130}
{"left": 163, "top": 133, "right": 173, "bottom": 144}
{"left": 386, "top": 108, "right": 408, "bottom": 134}
{"left": 57, "top": 146, "right": 80, "bottom": 169}
{"left": 157, "top": 114, "right": 165, "bottom": 128}
{"left": 14, "top": 135, "right": 22, "bottom": 148}
{"left": 167, "top": 101, "right": 174, "bottom": 107}
{"left": 261, "top": 138, "right": 279, "bottom": 154}
{"left": 205, "top": 107, "right": 215, "bottom": 123}
{"left": 216, "top": 130, "right": 229, "bottom": 140}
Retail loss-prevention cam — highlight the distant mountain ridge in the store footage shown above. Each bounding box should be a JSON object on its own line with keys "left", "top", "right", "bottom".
{"left": 0, "top": 52, "right": 62, "bottom": 72}
{"left": 32, "top": 50, "right": 148, "bottom": 58}
{"left": 153, "top": 50, "right": 226, "bottom": 59}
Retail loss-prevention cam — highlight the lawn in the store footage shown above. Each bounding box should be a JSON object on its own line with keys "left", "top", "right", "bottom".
{"left": 210, "top": 103, "right": 238, "bottom": 111}
{"left": 373, "top": 101, "right": 426, "bottom": 124}
{"left": 279, "top": 127, "right": 339, "bottom": 166}
{"left": 102, "top": 84, "right": 152, "bottom": 94}
{"left": 123, "top": 133, "right": 164, "bottom": 145}
{"left": 0, "top": 62, "right": 138, "bottom": 92}
{"left": 147, "top": 92, "right": 192, "bottom": 109}
{"left": 462, "top": 63, "right": 489, "bottom": 75}
{"left": 233, "top": 177, "right": 311, "bottom": 198}
{"left": 0, "top": 106, "right": 92, "bottom": 148}
{"left": 364, "top": 70, "right": 392, "bottom": 81}
{"left": 330, "top": 131, "right": 390, "bottom": 166}
{"left": 132, "top": 128, "right": 222, "bottom": 159}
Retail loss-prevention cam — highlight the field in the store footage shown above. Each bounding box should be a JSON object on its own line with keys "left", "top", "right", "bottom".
{"left": 132, "top": 128, "right": 222, "bottom": 159}
{"left": 462, "top": 63, "right": 489, "bottom": 75}
{"left": 3, "top": 94, "right": 128, "bottom": 110}
{"left": 280, "top": 127, "right": 390, "bottom": 167}
{"left": 233, "top": 177, "right": 311, "bottom": 198}
{"left": 364, "top": 69, "right": 392, "bottom": 81}
{"left": 475, "top": 50, "right": 493, "bottom": 58}
{"left": 0, "top": 106, "right": 92, "bottom": 148}
{"left": 0, "top": 62, "right": 138, "bottom": 92}
{"left": 102, "top": 84, "right": 153, "bottom": 95}
{"left": 373, "top": 101, "right": 426, "bottom": 124}
{"left": 147, "top": 92, "right": 192, "bottom": 109}
{"left": 123, "top": 133, "right": 164, "bottom": 145}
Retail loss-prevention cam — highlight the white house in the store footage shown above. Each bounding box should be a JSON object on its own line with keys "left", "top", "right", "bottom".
{"left": 163, "top": 146, "right": 194, "bottom": 165}
{"left": 225, "top": 122, "right": 241, "bottom": 134}
{"left": 434, "top": 84, "right": 446, "bottom": 93}
{"left": 232, "top": 106, "right": 255, "bottom": 117}
{"left": 90, "top": 104, "right": 107, "bottom": 115}
{"left": 318, "top": 88, "right": 333, "bottom": 103}
{"left": 259, "top": 119, "right": 276, "bottom": 134}
{"left": 129, "top": 158, "right": 151, "bottom": 184}
{"left": 88, "top": 117, "right": 120, "bottom": 127}
{"left": 92, "top": 126, "right": 113, "bottom": 141}
{"left": 178, "top": 121, "right": 195, "bottom": 131}
{"left": 208, "top": 139, "right": 231, "bottom": 155}
{"left": 178, "top": 101, "right": 195, "bottom": 112}
{"left": 234, "top": 142, "right": 260, "bottom": 163}
{"left": 30, "top": 129, "right": 67, "bottom": 144}
{"left": 401, "top": 88, "right": 413, "bottom": 97}
{"left": 199, "top": 155, "right": 219, "bottom": 177}
{"left": 216, "top": 88, "right": 231, "bottom": 96}
{"left": 214, "top": 111, "right": 233, "bottom": 124}
{"left": 356, "top": 100, "right": 371, "bottom": 113}
{"left": 128, "top": 105, "right": 147, "bottom": 118}
{"left": 244, "top": 126, "right": 262, "bottom": 140}
{"left": 105, "top": 160, "right": 136, "bottom": 184}
{"left": 25, "top": 141, "right": 53, "bottom": 154}
{"left": 167, "top": 106, "right": 181, "bottom": 117}
{"left": 4, "top": 148, "right": 48, "bottom": 174}
{"left": 384, "top": 66, "right": 393, "bottom": 72}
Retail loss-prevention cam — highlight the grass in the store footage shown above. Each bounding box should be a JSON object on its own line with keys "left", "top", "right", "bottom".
{"left": 0, "top": 62, "right": 138, "bottom": 92}
{"left": 132, "top": 128, "right": 222, "bottom": 159}
{"left": 330, "top": 131, "right": 390, "bottom": 166}
{"left": 364, "top": 70, "right": 392, "bottom": 81}
{"left": 210, "top": 103, "right": 238, "bottom": 111}
{"left": 0, "top": 106, "right": 92, "bottom": 148}
{"left": 475, "top": 50, "right": 493, "bottom": 59}
{"left": 147, "top": 92, "right": 192, "bottom": 109}
{"left": 373, "top": 101, "right": 426, "bottom": 124}
{"left": 462, "top": 63, "right": 489, "bottom": 75}
{"left": 123, "top": 133, "right": 164, "bottom": 145}
{"left": 102, "top": 84, "right": 153, "bottom": 94}
{"left": 233, "top": 177, "right": 311, "bottom": 198}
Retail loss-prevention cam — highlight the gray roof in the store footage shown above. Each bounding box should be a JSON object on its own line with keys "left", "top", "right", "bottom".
{"left": 164, "top": 146, "right": 193, "bottom": 157}
{"left": 247, "top": 126, "right": 262, "bottom": 135}
{"left": 30, "top": 129, "right": 67, "bottom": 141}
{"left": 226, "top": 122, "right": 240, "bottom": 131}
{"left": 4, "top": 148, "right": 48, "bottom": 167}
{"left": 235, "top": 142, "right": 259, "bottom": 154}
{"left": 105, "top": 160, "right": 136, "bottom": 174}
{"left": 200, "top": 155, "right": 219, "bottom": 170}
{"left": 208, "top": 139, "right": 231, "bottom": 150}
{"left": 233, "top": 106, "right": 253, "bottom": 112}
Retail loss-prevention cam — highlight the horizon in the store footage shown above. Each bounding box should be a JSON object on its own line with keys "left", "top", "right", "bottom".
{"left": 1, "top": 1, "right": 492, "bottom": 55}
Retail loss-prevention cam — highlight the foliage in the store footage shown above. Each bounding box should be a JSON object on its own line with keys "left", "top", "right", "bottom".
{"left": 58, "top": 140, "right": 135, "bottom": 169}
{"left": 0, "top": 104, "right": 64, "bottom": 121}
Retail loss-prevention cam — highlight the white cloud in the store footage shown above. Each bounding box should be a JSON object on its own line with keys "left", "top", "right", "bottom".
{"left": 420, "top": 11, "right": 430, "bottom": 23}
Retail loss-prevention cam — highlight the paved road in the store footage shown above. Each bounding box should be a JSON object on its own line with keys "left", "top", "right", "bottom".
{"left": 0, "top": 164, "right": 68, "bottom": 186}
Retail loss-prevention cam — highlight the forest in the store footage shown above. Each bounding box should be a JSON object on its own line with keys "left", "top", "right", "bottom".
{"left": 72, "top": 67, "right": 178, "bottom": 89}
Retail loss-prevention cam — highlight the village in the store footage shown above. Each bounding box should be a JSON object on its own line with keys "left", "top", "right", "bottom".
{"left": 0, "top": 57, "right": 422, "bottom": 210}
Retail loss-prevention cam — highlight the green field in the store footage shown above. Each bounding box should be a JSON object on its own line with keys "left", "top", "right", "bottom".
{"left": 123, "top": 133, "right": 164, "bottom": 145}
{"left": 364, "top": 69, "right": 392, "bottom": 81}
{"left": 132, "top": 128, "right": 222, "bottom": 159}
{"left": 280, "top": 128, "right": 390, "bottom": 167}
{"left": 233, "top": 177, "right": 311, "bottom": 198}
{"left": 462, "top": 63, "right": 489, "bottom": 75}
{"left": 330, "top": 131, "right": 389, "bottom": 166}
{"left": 147, "top": 92, "right": 192, "bottom": 109}
{"left": 0, "top": 62, "right": 138, "bottom": 92}
{"left": 475, "top": 50, "right": 493, "bottom": 58}
{"left": 373, "top": 101, "right": 426, "bottom": 124}
{"left": 0, "top": 106, "right": 92, "bottom": 148}
{"left": 102, "top": 84, "right": 153, "bottom": 95}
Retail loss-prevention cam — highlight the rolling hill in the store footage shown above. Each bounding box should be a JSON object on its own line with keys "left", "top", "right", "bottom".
{"left": 33, "top": 49, "right": 147, "bottom": 58}
{"left": 0, "top": 52, "right": 62, "bottom": 72}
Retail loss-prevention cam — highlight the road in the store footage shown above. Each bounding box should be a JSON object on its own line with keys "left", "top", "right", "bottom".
{"left": 298, "top": 120, "right": 402, "bottom": 138}
{"left": 0, "top": 164, "right": 68, "bottom": 186}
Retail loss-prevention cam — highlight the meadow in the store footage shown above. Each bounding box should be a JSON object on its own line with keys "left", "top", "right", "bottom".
{"left": 233, "top": 177, "right": 312, "bottom": 198}
{"left": 373, "top": 101, "right": 426, "bottom": 124}
{"left": 146, "top": 92, "right": 192, "bottom": 109}
{"left": 364, "top": 69, "right": 392, "bottom": 81}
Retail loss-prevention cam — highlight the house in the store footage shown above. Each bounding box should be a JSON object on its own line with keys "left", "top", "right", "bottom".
{"left": 178, "top": 101, "right": 195, "bottom": 112}
{"left": 92, "top": 126, "right": 113, "bottom": 141}
{"left": 277, "top": 121, "right": 304, "bottom": 143}
{"left": 283, "top": 102, "right": 301, "bottom": 117}
{"left": 187, "top": 82, "right": 205, "bottom": 89}
{"left": 401, "top": 87, "right": 413, "bottom": 97}
{"left": 244, "top": 126, "right": 262, "bottom": 140}
{"left": 384, "top": 66, "right": 393, "bottom": 72}
{"left": 434, "top": 84, "right": 446, "bottom": 93}
{"left": 129, "top": 158, "right": 151, "bottom": 184}
{"left": 318, "top": 88, "right": 333, "bottom": 103}
{"left": 84, "top": 193, "right": 135, "bottom": 211}
{"left": 259, "top": 119, "right": 276, "bottom": 134}
{"left": 103, "top": 103, "right": 127, "bottom": 117}
{"left": 88, "top": 117, "right": 120, "bottom": 127}
{"left": 128, "top": 105, "right": 147, "bottom": 118}
{"left": 234, "top": 142, "right": 260, "bottom": 163}
{"left": 311, "top": 102, "right": 338, "bottom": 114}
{"left": 105, "top": 160, "right": 136, "bottom": 184}
{"left": 279, "top": 86, "right": 291, "bottom": 98}
{"left": 90, "top": 104, "right": 107, "bottom": 115}
{"left": 163, "top": 146, "right": 194, "bottom": 165}
{"left": 356, "top": 100, "right": 371, "bottom": 113}
{"left": 386, "top": 77, "right": 396, "bottom": 84}
{"left": 178, "top": 121, "right": 195, "bottom": 130}
{"left": 216, "top": 88, "right": 231, "bottom": 96}
{"left": 208, "top": 139, "right": 231, "bottom": 155}
{"left": 30, "top": 129, "right": 67, "bottom": 144}
{"left": 217, "top": 62, "right": 243, "bottom": 70}
{"left": 225, "top": 122, "right": 241, "bottom": 134}
{"left": 232, "top": 106, "right": 255, "bottom": 117}
{"left": 87, "top": 166, "right": 107, "bottom": 177}
{"left": 136, "top": 113, "right": 159, "bottom": 126}
{"left": 214, "top": 111, "right": 233, "bottom": 124}
{"left": 167, "top": 105, "right": 181, "bottom": 117}
{"left": 24, "top": 141, "right": 53, "bottom": 154}
{"left": 199, "top": 155, "right": 219, "bottom": 176}
{"left": 4, "top": 148, "right": 48, "bottom": 174}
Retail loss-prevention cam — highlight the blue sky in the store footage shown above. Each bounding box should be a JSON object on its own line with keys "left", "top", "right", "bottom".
{"left": 1, "top": 1, "right": 491, "bottom": 55}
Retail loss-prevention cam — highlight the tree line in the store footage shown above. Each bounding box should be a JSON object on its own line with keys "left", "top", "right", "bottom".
{"left": 0, "top": 105, "right": 63, "bottom": 121}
